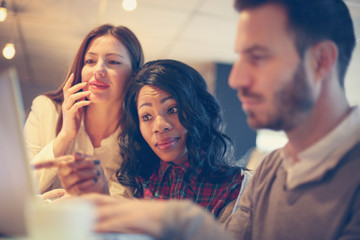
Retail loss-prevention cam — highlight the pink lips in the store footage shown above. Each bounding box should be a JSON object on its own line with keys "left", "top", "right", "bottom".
{"left": 156, "top": 137, "right": 179, "bottom": 151}
{"left": 89, "top": 80, "right": 110, "bottom": 90}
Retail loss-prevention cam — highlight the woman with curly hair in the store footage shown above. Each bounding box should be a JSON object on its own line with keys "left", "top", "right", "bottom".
{"left": 117, "top": 59, "right": 248, "bottom": 222}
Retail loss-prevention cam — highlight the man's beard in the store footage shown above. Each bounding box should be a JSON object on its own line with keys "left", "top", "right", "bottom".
{"left": 242, "top": 61, "right": 315, "bottom": 131}
{"left": 268, "top": 62, "right": 315, "bottom": 131}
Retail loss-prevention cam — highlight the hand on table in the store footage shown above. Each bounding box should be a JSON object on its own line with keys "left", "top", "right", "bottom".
{"left": 84, "top": 193, "right": 167, "bottom": 238}
{"left": 41, "top": 189, "right": 69, "bottom": 202}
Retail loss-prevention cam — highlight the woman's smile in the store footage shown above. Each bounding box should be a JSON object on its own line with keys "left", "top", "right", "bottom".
{"left": 156, "top": 137, "right": 180, "bottom": 151}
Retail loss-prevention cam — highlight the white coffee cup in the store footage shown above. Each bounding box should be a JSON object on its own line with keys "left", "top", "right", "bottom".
{"left": 26, "top": 197, "right": 95, "bottom": 240}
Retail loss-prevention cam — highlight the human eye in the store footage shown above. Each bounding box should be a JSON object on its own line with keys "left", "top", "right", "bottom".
{"left": 249, "top": 54, "right": 267, "bottom": 63}
{"left": 247, "top": 51, "right": 270, "bottom": 66}
{"left": 84, "top": 58, "right": 96, "bottom": 65}
{"left": 252, "top": 54, "right": 265, "bottom": 61}
{"left": 141, "top": 113, "right": 152, "bottom": 122}
{"left": 168, "top": 106, "right": 178, "bottom": 115}
{"left": 108, "top": 59, "right": 121, "bottom": 65}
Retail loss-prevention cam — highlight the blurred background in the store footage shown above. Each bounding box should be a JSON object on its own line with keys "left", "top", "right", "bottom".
{"left": 1, "top": 0, "right": 360, "bottom": 167}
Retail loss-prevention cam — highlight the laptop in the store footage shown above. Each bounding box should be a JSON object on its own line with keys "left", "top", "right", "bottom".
{"left": 0, "top": 68, "right": 37, "bottom": 237}
{"left": 0, "top": 68, "right": 153, "bottom": 240}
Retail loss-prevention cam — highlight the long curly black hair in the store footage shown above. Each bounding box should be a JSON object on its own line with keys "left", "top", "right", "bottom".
{"left": 117, "top": 59, "right": 242, "bottom": 197}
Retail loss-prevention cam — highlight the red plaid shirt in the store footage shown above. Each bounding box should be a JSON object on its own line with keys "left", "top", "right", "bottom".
{"left": 138, "top": 161, "right": 244, "bottom": 218}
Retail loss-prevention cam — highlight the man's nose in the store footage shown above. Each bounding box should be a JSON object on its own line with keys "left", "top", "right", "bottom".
{"left": 228, "top": 60, "right": 252, "bottom": 90}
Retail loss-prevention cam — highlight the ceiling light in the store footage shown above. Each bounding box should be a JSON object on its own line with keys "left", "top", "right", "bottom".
{"left": 122, "top": 0, "right": 137, "bottom": 12}
{"left": 0, "top": 0, "right": 7, "bottom": 22}
{"left": 3, "top": 43, "right": 15, "bottom": 59}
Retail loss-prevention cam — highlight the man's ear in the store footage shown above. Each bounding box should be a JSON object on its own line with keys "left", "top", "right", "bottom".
{"left": 309, "top": 40, "right": 338, "bottom": 83}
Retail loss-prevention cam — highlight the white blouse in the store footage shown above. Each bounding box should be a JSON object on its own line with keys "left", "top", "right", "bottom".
{"left": 24, "top": 95, "right": 125, "bottom": 196}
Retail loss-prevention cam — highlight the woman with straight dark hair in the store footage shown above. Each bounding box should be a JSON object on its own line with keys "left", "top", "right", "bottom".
{"left": 24, "top": 24, "right": 144, "bottom": 197}
{"left": 117, "top": 59, "right": 247, "bottom": 222}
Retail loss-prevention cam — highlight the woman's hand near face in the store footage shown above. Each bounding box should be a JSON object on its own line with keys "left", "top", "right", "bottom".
{"left": 53, "top": 73, "right": 91, "bottom": 157}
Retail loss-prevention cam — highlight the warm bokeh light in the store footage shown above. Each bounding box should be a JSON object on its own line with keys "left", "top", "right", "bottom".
{"left": 122, "top": 0, "right": 137, "bottom": 12}
{"left": 0, "top": 7, "right": 7, "bottom": 22}
{"left": 3, "top": 43, "right": 15, "bottom": 59}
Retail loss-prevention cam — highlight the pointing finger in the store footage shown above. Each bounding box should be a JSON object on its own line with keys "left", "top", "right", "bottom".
{"left": 32, "top": 155, "right": 74, "bottom": 169}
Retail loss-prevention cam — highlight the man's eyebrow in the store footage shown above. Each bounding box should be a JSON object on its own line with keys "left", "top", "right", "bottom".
{"left": 243, "top": 45, "right": 269, "bottom": 54}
